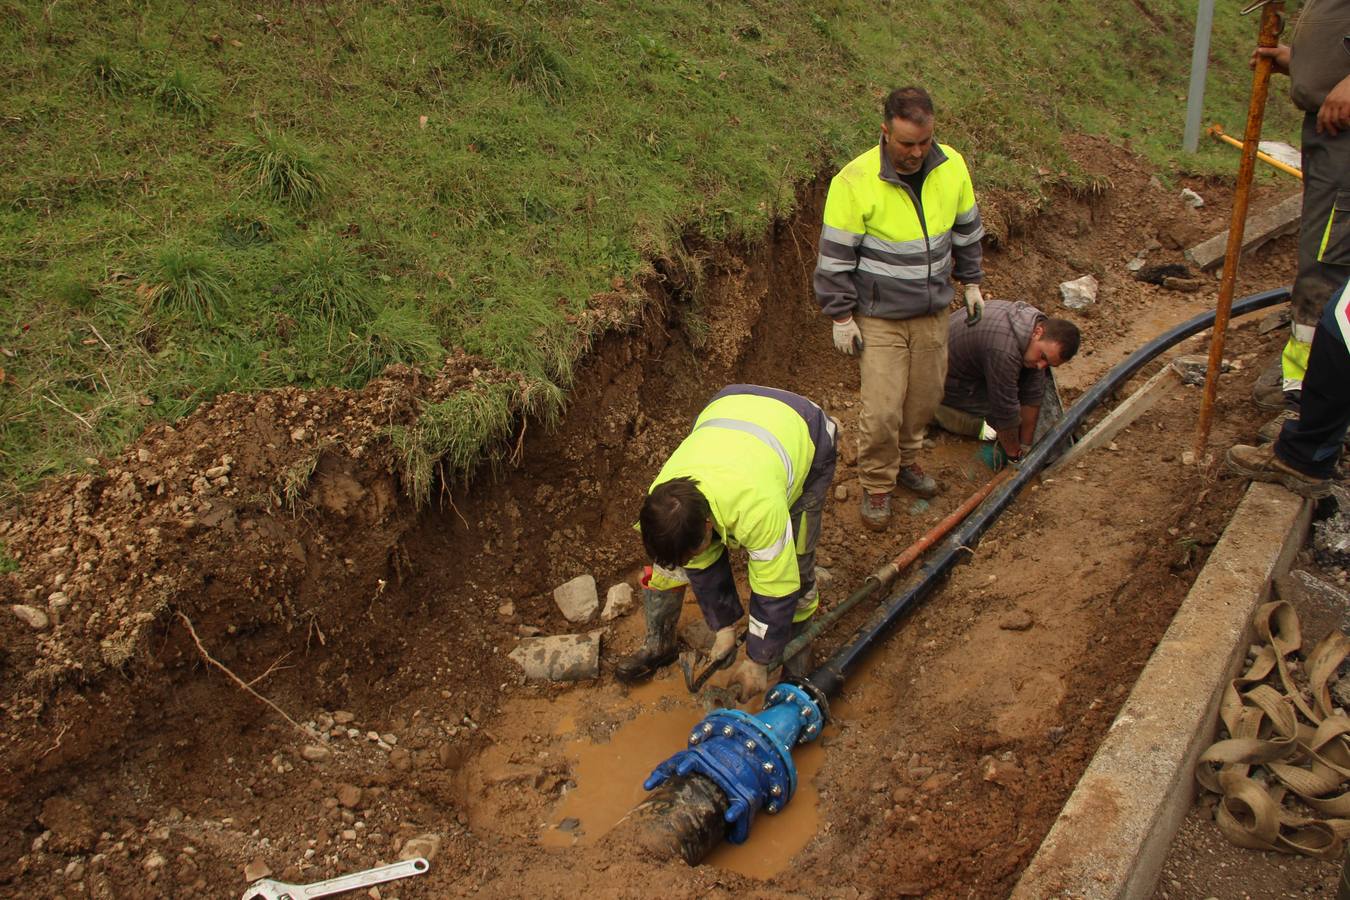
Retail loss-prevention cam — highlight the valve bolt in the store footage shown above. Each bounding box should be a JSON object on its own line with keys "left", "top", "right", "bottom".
{"left": 744, "top": 740, "right": 756, "bottom": 751}
{"left": 722, "top": 725, "right": 734, "bottom": 737}
{"left": 762, "top": 761, "right": 774, "bottom": 773}
{"left": 702, "top": 723, "right": 713, "bottom": 734}
{"left": 768, "top": 802, "right": 779, "bottom": 813}
{"left": 771, "top": 784, "right": 782, "bottom": 796}
{"left": 689, "top": 733, "right": 701, "bottom": 744}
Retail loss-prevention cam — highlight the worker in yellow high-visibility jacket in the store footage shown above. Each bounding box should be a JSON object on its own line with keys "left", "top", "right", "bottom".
{"left": 615, "top": 385, "right": 837, "bottom": 703}
{"left": 814, "top": 85, "right": 986, "bottom": 531}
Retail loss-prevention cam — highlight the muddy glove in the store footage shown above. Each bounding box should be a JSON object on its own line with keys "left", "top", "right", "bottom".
{"left": 831, "top": 316, "right": 863, "bottom": 356}
{"left": 728, "top": 659, "right": 768, "bottom": 705}
{"left": 709, "top": 625, "right": 738, "bottom": 662}
{"left": 963, "top": 284, "right": 985, "bottom": 326}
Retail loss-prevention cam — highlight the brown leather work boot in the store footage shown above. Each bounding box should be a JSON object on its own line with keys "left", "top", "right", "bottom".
{"left": 860, "top": 491, "right": 891, "bottom": 531}
{"left": 1225, "top": 443, "right": 1330, "bottom": 499}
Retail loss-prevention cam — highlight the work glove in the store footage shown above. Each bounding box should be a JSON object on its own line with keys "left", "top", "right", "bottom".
{"left": 977, "top": 443, "right": 1029, "bottom": 472}
{"left": 963, "top": 284, "right": 985, "bottom": 326}
{"left": 709, "top": 625, "right": 738, "bottom": 663}
{"left": 831, "top": 317, "right": 863, "bottom": 356}
{"left": 728, "top": 659, "right": 769, "bottom": 705}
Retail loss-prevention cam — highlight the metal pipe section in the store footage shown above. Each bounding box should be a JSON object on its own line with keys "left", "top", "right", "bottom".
{"left": 634, "top": 286, "right": 1288, "bottom": 861}
{"left": 810, "top": 286, "right": 1290, "bottom": 699}
{"left": 1183, "top": 0, "right": 1217, "bottom": 153}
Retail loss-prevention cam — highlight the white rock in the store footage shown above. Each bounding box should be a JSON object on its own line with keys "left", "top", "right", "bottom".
{"left": 11, "top": 604, "right": 49, "bottom": 630}
{"left": 1180, "top": 187, "right": 1205, "bottom": 208}
{"left": 600, "top": 583, "right": 634, "bottom": 622}
{"left": 1126, "top": 257, "right": 1145, "bottom": 272}
{"left": 1059, "top": 275, "right": 1099, "bottom": 310}
{"left": 552, "top": 575, "right": 598, "bottom": 623}
{"left": 508, "top": 631, "right": 602, "bottom": 681}
{"left": 399, "top": 832, "right": 442, "bottom": 862}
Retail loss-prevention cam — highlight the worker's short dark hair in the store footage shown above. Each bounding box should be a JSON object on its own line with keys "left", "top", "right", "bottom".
{"left": 884, "top": 86, "right": 934, "bottom": 125}
{"left": 1042, "top": 318, "right": 1081, "bottom": 361}
{"left": 640, "top": 477, "right": 711, "bottom": 569}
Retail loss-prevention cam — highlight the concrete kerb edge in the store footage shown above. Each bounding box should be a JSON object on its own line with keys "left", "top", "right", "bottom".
{"left": 1011, "top": 482, "right": 1313, "bottom": 900}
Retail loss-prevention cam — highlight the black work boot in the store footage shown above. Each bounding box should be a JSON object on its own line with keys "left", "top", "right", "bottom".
{"left": 614, "top": 587, "right": 683, "bottom": 683}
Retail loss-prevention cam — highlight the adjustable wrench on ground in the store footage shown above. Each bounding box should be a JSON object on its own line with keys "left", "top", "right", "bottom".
{"left": 241, "top": 856, "right": 429, "bottom": 900}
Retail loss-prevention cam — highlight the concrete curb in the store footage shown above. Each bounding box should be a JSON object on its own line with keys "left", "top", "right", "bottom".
{"left": 1011, "top": 482, "right": 1313, "bottom": 900}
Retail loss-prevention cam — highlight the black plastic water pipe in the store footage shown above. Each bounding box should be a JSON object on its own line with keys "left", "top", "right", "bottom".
{"left": 807, "top": 286, "right": 1291, "bottom": 699}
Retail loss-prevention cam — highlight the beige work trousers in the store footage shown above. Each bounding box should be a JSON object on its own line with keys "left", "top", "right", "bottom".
{"left": 856, "top": 312, "right": 947, "bottom": 494}
{"left": 933, "top": 404, "right": 984, "bottom": 438}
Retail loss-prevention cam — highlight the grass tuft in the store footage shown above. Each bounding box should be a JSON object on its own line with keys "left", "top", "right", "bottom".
{"left": 86, "top": 53, "right": 135, "bottom": 97}
{"left": 229, "top": 125, "right": 328, "bottom": 209}
{"left": 287, "top": 232, "right": 372, "bottom": 324}
{"left": 144, "top": 247, "right": 229, "bottom": 322}
{"left": 391, "top": 379, "right": 517, "bottom": 507}
{"left": 456, "top": 15, "right": 571, "bottom": 99}
{"left": 344, "top": 305, "right": 444, "bottom": 382}
{"left": 152, "top": 69, "right": 211, "bottom": 124}
{"left": 218, "top": 201, "right": 281, "bottom": 248}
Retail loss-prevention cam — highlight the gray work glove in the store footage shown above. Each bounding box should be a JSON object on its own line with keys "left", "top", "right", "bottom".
{"left": 831, "top": 316, "right": 863, "bottom": 356}
{"left": 963, "top": 284, "right": 985, "bottom": 326}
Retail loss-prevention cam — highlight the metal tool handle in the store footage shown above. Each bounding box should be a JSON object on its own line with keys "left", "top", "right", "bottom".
{"left": 298, "top": 858, "right": 429, "bottom": 898}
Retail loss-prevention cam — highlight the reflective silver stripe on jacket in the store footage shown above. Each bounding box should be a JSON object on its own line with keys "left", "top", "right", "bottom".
{"left": 696, "top": 417, "right": 794, "bottom": 490}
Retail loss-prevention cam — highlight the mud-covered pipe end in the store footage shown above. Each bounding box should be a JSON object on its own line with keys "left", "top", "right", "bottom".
{"left": 621, "top": 774, "right": 729, "bottom": 865}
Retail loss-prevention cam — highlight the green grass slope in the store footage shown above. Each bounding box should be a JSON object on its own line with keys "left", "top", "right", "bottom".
{"left": 0, "top": 0, "right": 1301, "bottom": 501}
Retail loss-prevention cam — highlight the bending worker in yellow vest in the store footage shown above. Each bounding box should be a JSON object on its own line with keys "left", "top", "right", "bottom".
{"left": 615, "top": 385, "right": 838, "bottom": 703}
{"left": 815, "top": 85, "right": 985, "bottom": 531}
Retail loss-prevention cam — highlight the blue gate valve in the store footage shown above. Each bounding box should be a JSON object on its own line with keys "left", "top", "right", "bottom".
{"left": 642, "top": 682, "right": 826, "bottom": 844}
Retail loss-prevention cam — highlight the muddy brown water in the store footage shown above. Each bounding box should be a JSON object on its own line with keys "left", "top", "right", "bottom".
{"left": 0, "top": 137, "right": 1319, "bottom": 897}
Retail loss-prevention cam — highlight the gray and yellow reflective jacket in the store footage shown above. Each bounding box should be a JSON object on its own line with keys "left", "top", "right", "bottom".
{"left": 814, "top": 139, "right": 984, "bottom": 321}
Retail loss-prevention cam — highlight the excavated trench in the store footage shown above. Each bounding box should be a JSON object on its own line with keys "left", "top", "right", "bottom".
{"left": 0, "top": 137, "right": 1308, "bottom": 897}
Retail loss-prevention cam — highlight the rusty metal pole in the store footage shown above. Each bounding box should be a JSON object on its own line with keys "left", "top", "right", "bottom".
{"left": 1192, "top": 0, "right": 1284, "bottom": 461}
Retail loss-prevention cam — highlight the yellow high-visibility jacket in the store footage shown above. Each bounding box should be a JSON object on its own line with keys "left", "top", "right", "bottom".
{"left": 815, "top": 140, "right": 984, "bottom": 321}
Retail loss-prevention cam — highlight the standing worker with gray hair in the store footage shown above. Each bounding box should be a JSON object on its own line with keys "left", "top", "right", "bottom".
{"left": 1250, "top": 1, "right": 1350, "bottom": 432}
{"left": 814, "top": 86, "right": 986, "bottom": 531}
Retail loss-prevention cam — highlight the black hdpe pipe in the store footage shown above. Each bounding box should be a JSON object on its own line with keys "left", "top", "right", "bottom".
{"left": 807, "top": 285, "right": 1290, "bottom": 699}
{"left": 629, "top": 287, "right": 1289, "bottom": 865}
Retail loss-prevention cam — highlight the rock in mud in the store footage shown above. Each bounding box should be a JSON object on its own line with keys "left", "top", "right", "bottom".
{"left": 300, "top": 744, "right": 332, "bottom": 763}
{"left": 39, "top": 796, "right": 96, "bottom": 853}
{"left": 337, "top": 784, "right": 362, "bottom": 808}
{"left": 834, "top": 484, "right": 849, "bottom": 501}
{"left": 1171, "top": 354, "right": 1230, "bottom": 386}
{"left": 509, "top": 631, "right": 602, "bottom": 681}
{"left": 601, "top": 582, "right": 633, "bottom": 622}
{"left": 11, "top": 604, "right": 49, "bottom": 630}
{"left": 399, "top": 833, "right": 441, "bottom": 862}
{"left": 243, "top": 859, "right": 271, "bottom": 882}
{"left": 1059, "top": 275, "right": 1099, "bottom": 310}
{"left": 552, "top": 575, "right": 599, "bottom": 623}
{"left": 998, "top": 609, "right": 1035, "bottom": 631}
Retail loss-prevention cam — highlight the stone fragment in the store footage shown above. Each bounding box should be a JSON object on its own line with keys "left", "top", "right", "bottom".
{"left": 333, "top": 710, "right": 356, "bottom": 724}
{"left": 1162, "top": 276, "right": 1204, "bottom": 293}
{"left": 380, "top": 733, "right": 397, "bottom": 746}
{"left": 982, "top": 757, "right": 1024, "bottom": 786}
{"left": 301, "top": 744, "right": 332, "bottom": 763}
{"left": 1059, "top": 275, "right": 1099, "bottom": 310}
{"left": 398, "top": 833, "right": 441, "bottom": 862}
{"left": 1126, "top": 257, "right": 1145, "bottom": 272}
{"left": 337, "top": 784, "right": 362, "bottom": 808}
{"left": 552, "top": 575, "right": 598, "bottom": 623}
{"left": 834, "top": 484, "right": 849, "bottom": 501}
{"left": 1171, "top": 354, "right": 1230, "bottom": 386}
{"left": 143, "top": 852, "right": 166, "bottom": 871}
{"left": 497, "top": 601, "right": 515, "bottom": 618}
{"left": 243, "top": 859, "right": 271, "bottom": 882}
{"left": 508, "top": 631, "right": 602, "bottom": 681}
{"left": 389, "top": 747, "right": 412, "bottom": 772}
{"left": 998, "top": 609, "right": 1034, "bottom": 632}
{"left": 558, "top": 817, "right": 581, "bottom": 832}
{"left": 11, "top": 604, "right": 49, "bottom": 630}
{"left": 601, "top": 582, "right": 633, "bottom": 622}
{"left": 1180, "top": 187, "right": 1205, "bottom": 208}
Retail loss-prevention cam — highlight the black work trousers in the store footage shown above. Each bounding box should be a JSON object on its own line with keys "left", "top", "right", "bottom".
{"left": 1275, "top": 290, "right": 1350, "bottom": 479}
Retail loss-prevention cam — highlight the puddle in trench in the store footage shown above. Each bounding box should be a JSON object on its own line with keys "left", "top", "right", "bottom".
{"left": 540, "top": 676, "right": 827, "bottom": 880}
